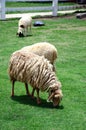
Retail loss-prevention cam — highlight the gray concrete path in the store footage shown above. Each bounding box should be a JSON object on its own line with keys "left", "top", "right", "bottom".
{"left": 6, "top": 10, "right": 76, "bottom": 19}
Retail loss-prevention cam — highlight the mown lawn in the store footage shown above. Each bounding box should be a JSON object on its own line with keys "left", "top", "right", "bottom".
{"left": 0, "top": 14, "right": 86, "bottom": 130}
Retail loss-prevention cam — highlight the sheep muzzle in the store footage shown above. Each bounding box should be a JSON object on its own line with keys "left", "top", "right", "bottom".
{"left": 18, "top": 32, "right": 24, "bottom": 37}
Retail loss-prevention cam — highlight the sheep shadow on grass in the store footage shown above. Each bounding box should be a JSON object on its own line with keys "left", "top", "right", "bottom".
{"left": 11, "top": 95, "right": 64, "bottom": 110}
{"left": 17, "top": 34, "right": 33, "bottom": 38}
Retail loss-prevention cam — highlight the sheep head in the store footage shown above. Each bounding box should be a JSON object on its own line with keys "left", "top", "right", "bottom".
{"left": 17, "top": 25, "right": 25, "bottom": 37}
{"left": 47, "top": 83, "right": 63, "bottom": 107}
{"left": 48, "top": 89, "right": 63, "bottom": 107}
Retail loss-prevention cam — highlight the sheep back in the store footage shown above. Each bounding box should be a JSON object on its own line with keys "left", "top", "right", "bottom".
{"left": 20, "top": 42, "right": 58, "bottom": 64}
{"left": 19, "top": 16, "right": 32, "bottom": 27}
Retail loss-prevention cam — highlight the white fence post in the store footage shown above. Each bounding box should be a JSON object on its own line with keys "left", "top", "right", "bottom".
{"left": 52, "top": 0, "right": 58, "bottom": 16}
{"left": 0, "top": 0, "right": 6, "bottom": 20}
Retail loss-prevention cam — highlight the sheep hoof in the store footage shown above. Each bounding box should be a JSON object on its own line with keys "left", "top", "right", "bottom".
{"left": 31, "top": 95, "right": 35, "bottom": 99}
{"left": 27, "top": 93, "right": 31, "bottom": 97}
{"left": 37, "top": 99, "right": 41, "bottom": 105}
{"left": 11, "top": 93, "right": 14, "bottom": 97}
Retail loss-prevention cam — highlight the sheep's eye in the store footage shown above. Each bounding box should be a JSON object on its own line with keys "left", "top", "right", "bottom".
{"left": 20, "top": 25, "right": 25, "bottom": 28}
{"left": 51, "top": 90, "right": 54, "bottom": 93}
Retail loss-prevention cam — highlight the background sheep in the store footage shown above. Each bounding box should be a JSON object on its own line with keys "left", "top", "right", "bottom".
{"left": 8, "top": 51, "right": 63, "bottom": 107}
{"left": 17, "top": 16, "right": 32, "bottom": 37}
{"left": 19, "top": 42, "right": 57, "bottom": 71}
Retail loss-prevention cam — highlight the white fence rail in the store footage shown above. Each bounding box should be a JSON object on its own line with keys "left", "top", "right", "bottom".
{"left": 0, "top": 0, "right": 86, "bottom": 20}
{"left": 6, "top": 6, "right": 52, "bottom": 12}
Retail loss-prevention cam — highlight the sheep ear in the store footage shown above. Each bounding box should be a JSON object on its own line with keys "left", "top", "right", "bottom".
{"left": 54, "top": 93, "right": 63, "bottom": 98}
{"left": 54, "top": 94, "right": 59, "bottom": 98}
{"left": 20, "top": 25, "right": 25, "bottom": 28}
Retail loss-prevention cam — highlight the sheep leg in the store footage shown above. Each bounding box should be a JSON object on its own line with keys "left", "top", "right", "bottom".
{"left": 25, "top": 83, "right": 30, "bottom": 96}
{"left": 36, "top": 88, "right": 41, "bottom": 104}
{"left": 24, "top": 28, "right": 27, "bottom": 36}
{"left": 25, "top": 28, "right": 28, "bottom": 36}
{"left": 30, "top": 24, "right": 31, "bottom": 34}
{"left": 11, "top": 80, "right": 15, "bottom": 97}
{"left": 31, "top": 88, "right": 36, "bottom": 98}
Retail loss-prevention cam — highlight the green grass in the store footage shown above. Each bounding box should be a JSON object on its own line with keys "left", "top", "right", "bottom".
{"left": 0, "top": 15, "right": 86, "bottom": 130}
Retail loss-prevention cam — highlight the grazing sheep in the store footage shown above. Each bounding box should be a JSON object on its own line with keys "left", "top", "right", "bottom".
{"left": 8, "top": 51, "right": 63, "bottom": 107}
{"left": 14, "top": 42, "right": 58, "bottom": 99}
{"left": 17, "top": 16, "right": 32, "bottom": 37}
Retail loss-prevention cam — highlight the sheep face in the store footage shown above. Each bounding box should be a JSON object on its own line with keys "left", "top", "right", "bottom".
{"left": 52, "top": 89, "right": 63, "bottom": 107}
{"left": 17, "top": 25, "right": 25, "bottom": 37}
{"left": 48, "top": 88, "right": 63, "bottom": 107}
